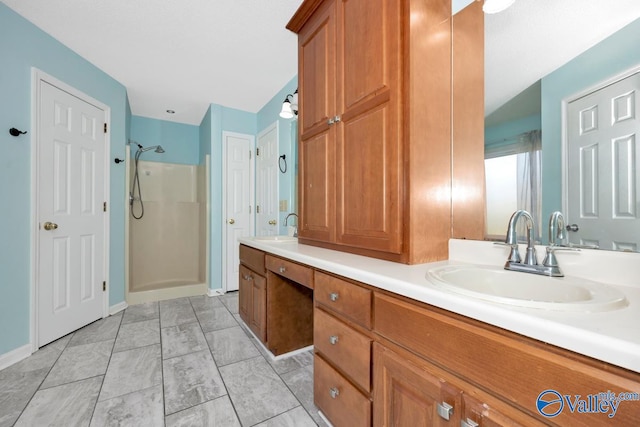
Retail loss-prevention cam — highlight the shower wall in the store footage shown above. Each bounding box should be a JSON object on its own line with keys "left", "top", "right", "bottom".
{"left": 129, "top": 160, "right": 206, "bottom": 292}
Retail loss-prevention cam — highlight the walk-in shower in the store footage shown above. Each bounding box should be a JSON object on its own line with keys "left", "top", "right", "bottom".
{"left": 130, "top": 143, "right": 165, "bottom": 219}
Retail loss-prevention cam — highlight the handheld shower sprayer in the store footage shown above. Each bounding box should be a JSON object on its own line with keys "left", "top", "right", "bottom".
{"left": 129, "top": 142, "right": 166, "bottom": 219}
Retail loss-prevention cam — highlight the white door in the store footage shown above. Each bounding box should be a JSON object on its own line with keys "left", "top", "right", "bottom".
{"left": 37, "top": 79, "right": 107, "bottom": 346}
{"left": 256, "top": 123, "right": 279, "bottom": 236}
{"left": 566, "top": 71, "right": 640, "bottom": 251}
{"left": 224, "top": 132, "right": 254, "bottom": 292}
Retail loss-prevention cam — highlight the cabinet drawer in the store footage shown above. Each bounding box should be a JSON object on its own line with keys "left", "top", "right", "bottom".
{"left": 315, "top": 271, "right": 372, "bottom": 329}
{"left": 265, "top": 255, "right": 313, "bottom": 289}
{"left": 314, "top": 308, "right": 372, "bottom": 391}
{"left": 314, "top": 354, "right": 371, "bottom": 427}
{"left": 239, "top": 245, "right": 265, "bottom": 274}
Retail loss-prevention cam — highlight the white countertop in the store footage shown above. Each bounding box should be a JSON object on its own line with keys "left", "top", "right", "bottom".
{"left": 238, "top": 237, "right": 640, "bottom": 373}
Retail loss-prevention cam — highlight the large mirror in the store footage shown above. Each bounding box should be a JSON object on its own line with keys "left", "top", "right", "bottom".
{"left": 483, "top": 0, "right": 640, "bottom": 251}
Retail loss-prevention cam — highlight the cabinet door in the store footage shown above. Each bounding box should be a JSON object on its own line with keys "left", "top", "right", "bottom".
{"left": 249, "top": 273, "right": 267, "bottom": 342}
{"left": 298, "top": 0, "right": 337, "bottom": 243}
{"left": 238, "top": 264, "right": 252, "bottom": 325}
{"left": 373, "top": 343, "right": 461, "bottom": 427}
{"left": 335, "top": 0, "right": 402, "bottom": 253}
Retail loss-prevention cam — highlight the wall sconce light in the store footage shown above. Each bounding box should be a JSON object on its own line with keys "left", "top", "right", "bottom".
{"left": 482, "top": 0, "right": 515, "bottom": 14}
{"left": 279, "top": 89, "right": 298, "bottom": 119}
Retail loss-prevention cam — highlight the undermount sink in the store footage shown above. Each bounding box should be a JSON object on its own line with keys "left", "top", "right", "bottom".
{"left": 254, "top": 235, "right": 297, "bottom": 242}
{"left": 426, "top": 264, "right": 628, "bottom": 312}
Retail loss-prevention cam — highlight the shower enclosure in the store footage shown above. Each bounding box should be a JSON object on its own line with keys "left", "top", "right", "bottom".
{"left": 126, "top": 143, "right": 209, "bottom": 304}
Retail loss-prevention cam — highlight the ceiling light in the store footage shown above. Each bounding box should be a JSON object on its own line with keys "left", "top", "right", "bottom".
{"left": 483, "top": 0, "right": 515, "bottom": 14}
{"left": 279, "top": 89, "right": 298, "bottom": 119}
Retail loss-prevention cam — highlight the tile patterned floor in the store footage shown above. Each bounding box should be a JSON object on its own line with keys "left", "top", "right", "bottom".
{"left": 0, "top": 293, "right": 327, "bottom": 427}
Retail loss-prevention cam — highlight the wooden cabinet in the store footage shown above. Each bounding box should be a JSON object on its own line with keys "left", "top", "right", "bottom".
{"left": 288, "top": 0, "right": 485, "bottom": 263}
{"left": 238, "top": 247, "right": 267, "bottom": 342}
{"left": 313, "top": 271, "right": 373, "bottom": 426}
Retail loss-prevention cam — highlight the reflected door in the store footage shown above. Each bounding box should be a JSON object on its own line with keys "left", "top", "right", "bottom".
{"left": 566, "top": 71, "right": 640, "bottom": 251}
{"left": 37, "top": 79, "right": 106, "bottom": 346}
{"left": 256, "top": 122, "right": 279, "bottom": 236}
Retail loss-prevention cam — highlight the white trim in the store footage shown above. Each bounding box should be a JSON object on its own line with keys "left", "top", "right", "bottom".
{"left": 30, "top": 68, "right": 111, "bottom": 351}
{"left": 205, "top": 154, "right": 211, "bottom": 290}
{"left": 208, "top": 288, "right": 225, "bottom": 297}
{"left": 560, "top": 65, "right": 640, "bottom": 216}
{"left": 0, "top": 344, "right": 32, "bottom": 371}
{"left": 109, "top": 301, "right": 128, "bottom": 315}
{"left": 221, "top": 131, "right": 256, "bottom": 293}
{"left": 124, "top": 144, "right": 131, "bottom": 305}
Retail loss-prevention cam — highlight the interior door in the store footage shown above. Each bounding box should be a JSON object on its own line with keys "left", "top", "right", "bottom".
{"left": 256, "top": 123, "right": 279, "bottom": 236}
{"left": 224, "top": 132, "right": 254, "bottom": 292}
{"left": 566, "top": 71, "right": 640, "bottom": 251}
{"left": 37, "top": 79, "right": 106, "bottom": 346}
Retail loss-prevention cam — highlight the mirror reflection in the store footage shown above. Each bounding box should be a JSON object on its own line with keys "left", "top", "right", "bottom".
{"left": 483, "top": 0, "right": 640, "bottom": 251}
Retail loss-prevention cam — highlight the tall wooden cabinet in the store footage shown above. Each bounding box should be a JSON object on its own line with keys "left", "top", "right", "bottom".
{"left": 287, "top": 0, "right": 484, "bottom": 264}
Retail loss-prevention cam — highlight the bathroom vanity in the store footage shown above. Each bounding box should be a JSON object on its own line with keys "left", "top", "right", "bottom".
{"left": 238, "top": 237, "right": 640, "bottom": 427}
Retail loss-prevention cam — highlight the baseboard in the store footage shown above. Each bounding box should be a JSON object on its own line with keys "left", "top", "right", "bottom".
{"left": 109, "top": 301, "right": 128, "bottom": 315}
{"left": 0, "top": 344, "right": 32, "bottom": 371}
{"left": 207, "top": 288, "right": 225, "bottom": 297}
{"left": 128, "top": 283, "right": 207, "bottom": 305}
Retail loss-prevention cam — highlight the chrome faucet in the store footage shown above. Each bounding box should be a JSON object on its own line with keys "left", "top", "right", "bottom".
{"left": 503, "top": 210, "right": 578, "bottom": 277}
{"left": 284, "top": 213, "right": 298, "bottom": 237}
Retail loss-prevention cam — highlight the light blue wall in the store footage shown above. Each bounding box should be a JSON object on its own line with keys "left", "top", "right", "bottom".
{"left": 453, "top": 0, "right": 475, "bottom": 14}
{"left": 130, "top": 116, "right": 200, "bottom": 165}
{"left": 257, "top": 76, "right": 299, "bottom": 235}
{"left": 541, "top": 18, "right": 640, "bottom": 224}
{"left": 485, "top": 113, "right": 541, "bottom": 150}
{"left": 0, "top": 3, "right": 128, "bottom": 355}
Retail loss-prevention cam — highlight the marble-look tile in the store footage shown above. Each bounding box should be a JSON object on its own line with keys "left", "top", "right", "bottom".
{"left": 159, "top": 297, "right": 192, "bottom": 310}
{"left": 99, "top": 344, "right": 162, "bottom": 401}
{"left": 122, "top": 301, "right": 159, "bottom": 324}
{"left": 163, "top": 350, "right": 226, "bottom": 415}
{"left": 161, "top": 322, "right": 208, "bottom": 360}
{"left": 90, "top": 385, "right": 164, "bottom": 427}
{"left": 14, "top": 376, "right": 102, "bottom": 427}
{"left": 189, "top": 295, "right": 224, "bottom": 313}
{"left": 68, "top": 312, "right": 122, "bottom": 347}
{"left": 41, "top": 340, "right": 113, "bottom": 389}
{"left": 204, "top": 326, "right": 260, "bottom": 366}
{"left": 219, "top": 292, "right": 239, "bottom": 314}
{"left": 165, "top": 395, "right": 241, "bottom": 427}
{"left": 220, "top": 356, "right": 299, "bottom": 426}
{"left": 254, "top": 406, "right": 317, "bottom": 427}
{"left": 269, "top": 350, "right": 314, "bottom": 375}
{"left": 0, "top": 368, "right": 50, "bottom": 427}
{"left": 281, "top": 365, "right": 325, "bottom": 426}
{"left": 113, "top": 318, "right": 160, "bottom": 353}
{"left": 195, "top": 305, "right": 238, "bottom": 332}
{"left": 160, "top": 302, "right": 198, "bottom": 328}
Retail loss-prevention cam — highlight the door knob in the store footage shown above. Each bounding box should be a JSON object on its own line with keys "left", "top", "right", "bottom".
{"left": 228, "top": 219, "right": 235, "bottom": 224}
{"left": 566, "top": 224, "right": 579, "bottom": 232}
{"left": 268, "top": 220, "right": 276, "bottom": 225}
{"left": 43, "top": 222, "right": 58, "bottom": 231}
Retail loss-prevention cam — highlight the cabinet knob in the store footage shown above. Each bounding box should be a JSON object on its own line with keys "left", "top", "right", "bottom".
{"left": 461, "top": 418, "right": 479, "bottom": 427}
{"left": 268, "top": 220, "right": 277, "bottom": 225}
{"left": 327, "top": 117, "right": 335, "bottom": 125}
{"left": 437, "top": 402, "right": 453, "bottom": 421}
{"left": 279, "top": 266, "right": 286, "bottom": 274}
{"left": 334, "top": 115, "right": 341, "bottom": 123}
{"left": 243, "top": 274, "right": 252, "bottom": 281}
{"left": 329, "top": 387, "right": 340, "bottom": 399}
{"left": 329, "top": 335, "right": 339, "bottom": 345}
{"left": 329, "top": 292, "right": 339, "bottom": 302}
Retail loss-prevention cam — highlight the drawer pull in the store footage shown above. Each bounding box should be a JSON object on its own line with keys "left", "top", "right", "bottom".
{"left": 329, "top": 335, "right": 339, "bottom": 345}
{"left": 329, "top": 387, "right": 340, "bottom": 399}
{"left": 279, "top": 266, "right": 286, "bottom": 274}
{"left": 243, "top": 274, "right": 252, "bottom": 281}
{"left": 329, "top": 292, "right": 339, "bottom": 302}
{"left": 461, "top": 418, "right": 479, "bottom": 427}
{"left": 437, "top": 402, "right": 453, "bottom": 421}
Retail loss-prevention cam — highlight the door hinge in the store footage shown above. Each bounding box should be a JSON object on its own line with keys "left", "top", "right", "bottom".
{"left": 104, "top": 123, "right": 107, "bottom": 133}
{"left": 249, "top": 150, "right": 252, "bottom": 159}
{"left": 256, "top": 148, "right": 260, "bottom": 156}
{"left": 102, "top": 281, "right": 106, "bottom": 291}
{"left": 256, "top": 205, "right": 260, "bottom": 214}
{"left": 249, "top": 205, "right": 252, "bottom": 214}
{"left": 103, "top": 201, "right": 107, "bottom": 212}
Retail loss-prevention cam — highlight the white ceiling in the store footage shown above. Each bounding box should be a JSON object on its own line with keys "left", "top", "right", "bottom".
{"left": 2, "top": 0, "right": 304, "bottom": 125}
{"left": 485, "top": 0, "right": 640, "bottom": 118}
{"left": 4, "top": 0, "right": 640, "bottom": 126}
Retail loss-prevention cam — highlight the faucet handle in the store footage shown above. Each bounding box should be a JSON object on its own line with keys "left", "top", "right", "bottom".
{"left": 542, "top": 245, "right": 580, "bottom": 268}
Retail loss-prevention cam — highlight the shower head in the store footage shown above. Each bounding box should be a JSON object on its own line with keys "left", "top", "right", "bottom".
{"left": 137, "top": 144, "right": 165, "bottom": 154}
